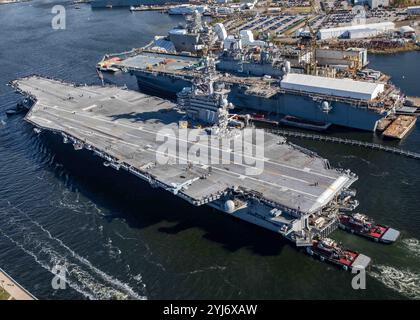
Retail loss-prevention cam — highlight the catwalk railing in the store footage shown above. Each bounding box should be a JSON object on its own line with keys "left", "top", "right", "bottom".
{"left": 269, "top": 129, "right": 420, "bottom": 160}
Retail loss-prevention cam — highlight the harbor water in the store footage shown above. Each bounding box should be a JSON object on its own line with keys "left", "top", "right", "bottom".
{"left": 0, "top": 0, "right": 420, "bottom": 299}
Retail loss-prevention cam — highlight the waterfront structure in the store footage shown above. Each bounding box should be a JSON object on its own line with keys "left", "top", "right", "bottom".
{"left": 407, "top": 6, "right": 420, "bottom": 15}
{"left": 280, "top": 74, "right": 385, "bottom": 101}
{"left": 0, "top": 268, "right": 35, "bottom": 300}
{"left": 352, "top": 0, "right": 389, "bottom": 9}
{"left": 97, "top": 13, "right": 407, "bottom": 132}
{"left": 367, "top": 0, "right": 389, "bottom": 9}
{"left": 317, "top": 22, "right": 395, "bottom": 40}
{"left": 168, "top": 4, "right": 208, "bottom": 15}
{"left": 315, "top": 48, "right": 368, "bottom": 70}
{"left": 399, "top": 26, "right": 416, "bottom": 38}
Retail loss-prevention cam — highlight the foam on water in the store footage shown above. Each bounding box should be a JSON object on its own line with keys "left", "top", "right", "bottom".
{"left": 401, "top": 238, "right": 420, "bottom": 257}
{"left": 341, "top": 154, "right": 372, "bottom": 166}
{"left": 184, "top": 265, "right": 227, "bottom": 275}
{"left": 49, "top": 185, "right": 103, "bottom": 216}
{"left": 0, "top": 200, "right": 147, "bottom": 300}
{"left": 369, "top": 171, "right": 390, "bottom": 177}
{"left": 0, "top": 116, "right": 6, "bottom": 127}
{"left": 370, "top": 265, "right": 420, "bottom": 299}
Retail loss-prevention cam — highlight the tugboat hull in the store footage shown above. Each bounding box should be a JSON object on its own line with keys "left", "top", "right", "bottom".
{"left": 338, "top": 214, "right": 400, "bottom": 244}
{"left": 307, "top": 242, "right": 371, "bottom": 271}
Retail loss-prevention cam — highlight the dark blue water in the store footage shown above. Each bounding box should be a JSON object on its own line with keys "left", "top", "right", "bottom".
{"left": 0, "top": 1, "right": 420, "bottom": 300}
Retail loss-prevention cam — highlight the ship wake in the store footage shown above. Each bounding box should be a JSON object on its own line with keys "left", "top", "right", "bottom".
{"left": 401, "top": 238, "right": 420, "bottom": 258}
{"left": 370, "top": 265, "right": 420, "bottom": 299}
{"left": 0, "top": 200, "right": 147, "bottom": 300}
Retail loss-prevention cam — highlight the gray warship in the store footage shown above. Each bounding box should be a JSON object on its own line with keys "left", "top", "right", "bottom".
{"left": 98, "top": 12, "right": 412, "bottom": 133}
{"left": 13, "top": 57, "right": 379, "bottom": 270}
{"left": 91, "top": 0, "right": 188, "bottom": 9}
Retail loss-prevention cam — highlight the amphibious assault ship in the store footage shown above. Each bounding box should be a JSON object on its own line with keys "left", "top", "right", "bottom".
{"left": 98, "top": 14, "right": 409, "bottom": 132}
{"left": 13, "top": 60, "right": 373, "bottom": 270}
{"left": 99, "top": 48, "right": 405, "bottom": 131}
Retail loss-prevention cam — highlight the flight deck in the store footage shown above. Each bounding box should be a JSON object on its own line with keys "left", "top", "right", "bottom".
{"left": 11, "top": 75, "right": 365, "bottom": 252}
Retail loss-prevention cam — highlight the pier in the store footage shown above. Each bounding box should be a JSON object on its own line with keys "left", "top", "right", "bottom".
{"left": 270, "top": 129, "right": 420, "bottom": 160}
{"left": 407, "top": 96, "right": 420, "bottom": 108}
{"left": 0, "top": 268, "right": 35, "bottom": 300}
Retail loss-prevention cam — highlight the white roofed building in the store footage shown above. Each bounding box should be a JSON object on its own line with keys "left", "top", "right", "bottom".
{"left": 407, "top": 6, "right": 420, "bottom": 15}
{"left": 280, "top": 74, "right": 385, "bottom": 101}
{"left": 367, "top": 0, "right": 389, "bottom": 9}
{"left": 318, "top": 22, "right": 395, "bottom": 40}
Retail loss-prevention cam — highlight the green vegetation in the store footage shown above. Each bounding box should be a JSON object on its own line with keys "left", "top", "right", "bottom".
{"left": 209, "top": 17, "right": 227, "bottom": 27}
{"left": 283, "top": 18, "right": 307, "bottom": 36}
{"left": 0, "top": 287, "right": 11, "bottom": 300}
{"left": 393, "top": 0, "right": 420, "bottom": 7}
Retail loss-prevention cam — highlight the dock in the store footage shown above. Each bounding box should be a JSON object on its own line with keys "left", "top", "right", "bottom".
{"left": 0, "top": 268, "right": 35, "bottom": 300}
{"left": 407, "top": 96, "right": 420, "bottom": 108}
{"left": 382, "top": 115, "right": 417, "bottom": 139}
{"left": 129, "top": 5, "right": 171, "bottom": 12}
{"left": 270, "top": 129, "right": 420, "bottom": 160}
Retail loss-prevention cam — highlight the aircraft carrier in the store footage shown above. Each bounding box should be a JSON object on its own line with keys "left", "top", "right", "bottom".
{"left": 12, "top": 65, "right": 374, "bottom": 270}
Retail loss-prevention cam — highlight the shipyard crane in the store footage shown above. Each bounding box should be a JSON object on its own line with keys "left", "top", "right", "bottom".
{"left": 300, "top": 1, "right": 340, "bottom": 75}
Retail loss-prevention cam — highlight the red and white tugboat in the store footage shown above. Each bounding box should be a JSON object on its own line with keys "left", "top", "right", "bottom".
{"left": 306, "top": 237, "right": 371, "bottom": 271}
{"left": 338, "top": 213, "right": 400, "bottom": 244}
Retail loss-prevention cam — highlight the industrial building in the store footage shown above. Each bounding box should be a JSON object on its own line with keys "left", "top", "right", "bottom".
{"left": 315, "top": 48, "right": 368, "bottom": 70}
{"left": 317, "top": 22, "right": 395, "bottom": 40}
{"left": 280, "top": 73, "right": 385, "bottom": 101}
{"left": 368, "top": 0, "right": 389, "bottom": 9}
{"left": 407, "top": 6, "right": 420, "bottom": 15}
{"left": 223, "top": 30, "right": 266, "bottom": 50}
{"left": 399, "top": 26, "right": 416, "bottom": 38}
{"left": 352, "top": 0, "right": 389, "bottom": 8}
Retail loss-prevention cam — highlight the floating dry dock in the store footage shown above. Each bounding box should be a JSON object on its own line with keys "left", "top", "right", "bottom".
{"left": 13, "top": 76, "right": 371, "bottom": 269}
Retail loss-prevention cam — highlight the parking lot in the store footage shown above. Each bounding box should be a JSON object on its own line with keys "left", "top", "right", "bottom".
{"left": 227, "top": 14, "right": 306, "bottom": 35}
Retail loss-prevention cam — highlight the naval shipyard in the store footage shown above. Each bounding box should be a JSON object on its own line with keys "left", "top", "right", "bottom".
{"left": 98, "top": 11, "right": 417, "bottom": 135}
{"left": 12, "top": 53, "right": 402, "bottom": 271}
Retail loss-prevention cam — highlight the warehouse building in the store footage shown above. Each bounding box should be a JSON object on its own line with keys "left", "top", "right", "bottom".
{"left": 407, "top": 6, "right": 420, "bottom": 15}
{"left": 317, "top": 22, "right": 395, "bottom": 40}
{"left": 353, "top": 0, "right": 389, "bottom": 9}
{"left": 315, "top": 48, "right": 368, "bottom": 70}
{"left": 280, "top": 73, "right": 385, "bottom": 100}
{"left": 367, "top": 0, "right": 389, "bottom": 9}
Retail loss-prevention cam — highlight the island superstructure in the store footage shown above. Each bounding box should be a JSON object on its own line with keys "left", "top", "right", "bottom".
{"left": 13, "top": 66, "right": 375, "bottom": 270}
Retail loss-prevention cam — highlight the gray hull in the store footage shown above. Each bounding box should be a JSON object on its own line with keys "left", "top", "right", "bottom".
{"left": 132, "top": 71, "right": 386, "bottom": 131}
{"left": 217, "top": 60, "right": 286, "bottom": 78}
{"left": 91, "top": 0, "right": 187, "bottom": 8}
